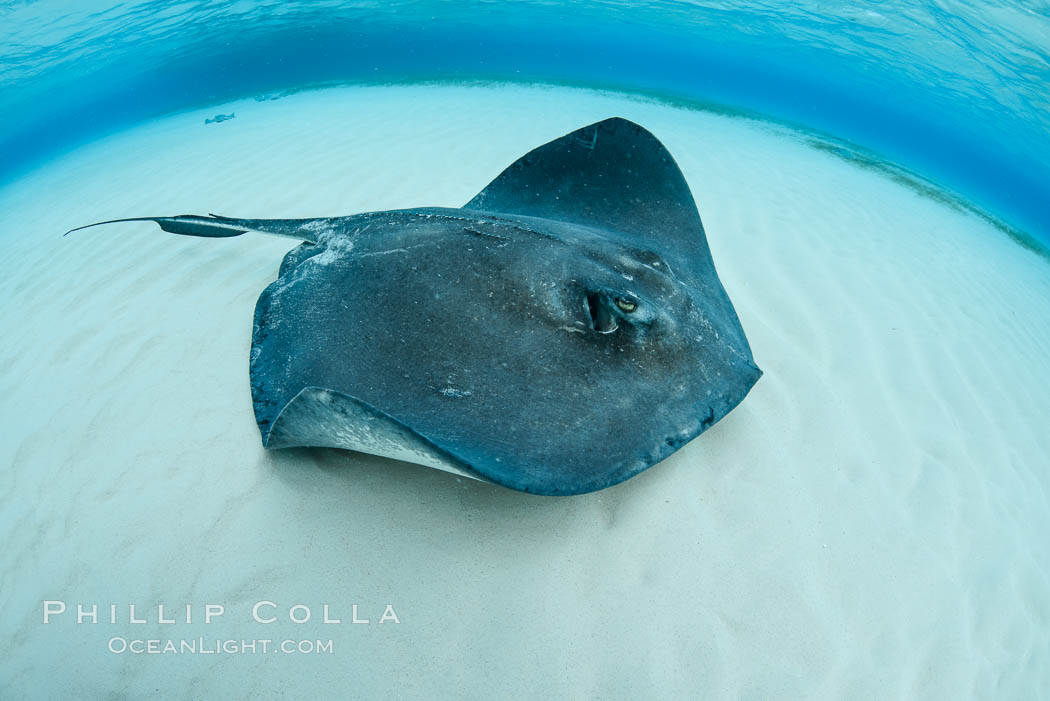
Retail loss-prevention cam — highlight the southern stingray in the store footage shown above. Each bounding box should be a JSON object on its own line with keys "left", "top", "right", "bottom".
{"left": 68, "top": 117, "right": 761, "bottom": 495}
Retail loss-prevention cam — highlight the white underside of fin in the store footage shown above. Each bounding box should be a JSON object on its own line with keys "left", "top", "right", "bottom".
{"left": 265, "top": 387, "right": 485, "bottom": 482}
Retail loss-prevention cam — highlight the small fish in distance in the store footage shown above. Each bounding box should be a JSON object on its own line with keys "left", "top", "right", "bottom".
{"left": 204, "top": 112, "right": 235, "bottom": 124}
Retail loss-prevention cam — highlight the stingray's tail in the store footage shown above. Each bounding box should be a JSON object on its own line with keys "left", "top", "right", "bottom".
{"left": 63, "top": 214, "right": 324, "bottom": 242}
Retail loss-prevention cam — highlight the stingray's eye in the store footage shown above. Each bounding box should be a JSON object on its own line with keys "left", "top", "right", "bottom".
{"left": 585, "top": 292, "right": 644, "bottom": 333}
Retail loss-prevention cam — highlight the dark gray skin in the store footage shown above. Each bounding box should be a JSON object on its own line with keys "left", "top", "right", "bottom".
{"left": 68, "top": 118, "right": 761, "bottom": 495}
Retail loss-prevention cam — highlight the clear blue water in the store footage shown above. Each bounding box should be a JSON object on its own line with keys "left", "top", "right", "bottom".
{"left": 2, "top": 1, "right": 1048, "bottom": 244}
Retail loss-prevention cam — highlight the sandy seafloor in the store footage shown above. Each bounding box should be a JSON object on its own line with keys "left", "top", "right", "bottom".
{"left": 2, "top": 84, "right": 1049, "bottom": 699}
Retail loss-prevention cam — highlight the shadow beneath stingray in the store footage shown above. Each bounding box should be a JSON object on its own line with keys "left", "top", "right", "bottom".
{"left": 260, "top": 443, "right": 657, "bottom": 540}
{"left": 268, "top": 444, "right": 569, "bottom": 503}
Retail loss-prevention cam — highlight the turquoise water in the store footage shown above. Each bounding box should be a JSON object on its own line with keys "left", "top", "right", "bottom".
{"left": 1, "top": 1, "right": 1048, "bottom": 243}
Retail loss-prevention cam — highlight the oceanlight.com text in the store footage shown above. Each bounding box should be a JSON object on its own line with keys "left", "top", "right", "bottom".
{"left": 107, "top": 637, "right": 334, "bottom": 655}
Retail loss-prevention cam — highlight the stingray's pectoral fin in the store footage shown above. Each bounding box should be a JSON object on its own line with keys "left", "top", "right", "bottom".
{"left": 263, "top": 387, "right": 488, "bottom": 483}
{"left": 464, "top": 117, "right": 715, "bottom": 275}
{"left": 64, "top": 214, "right": 329, "bottom": 243}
